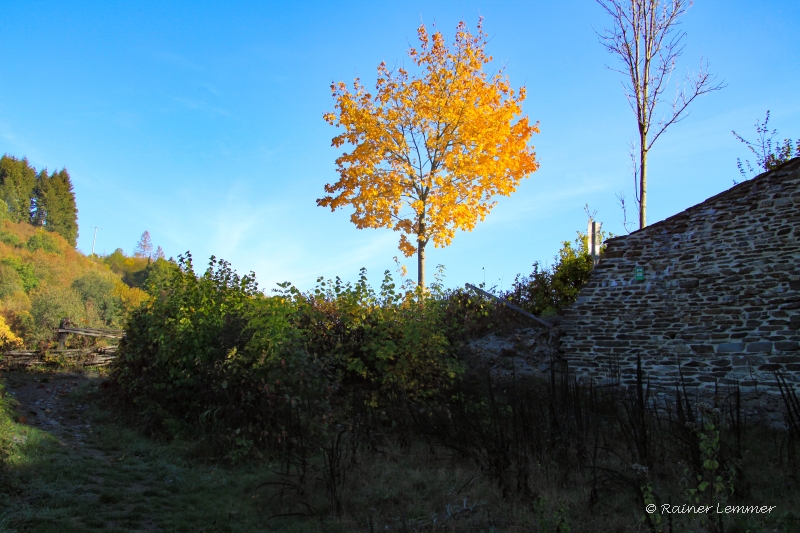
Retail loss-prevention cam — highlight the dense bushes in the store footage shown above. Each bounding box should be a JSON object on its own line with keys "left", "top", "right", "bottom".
{"left": 0, "top": 315, "right": 22, "bottom": 351}
{"left": 113, "top": 254, "right": 302, "bottom": 457}
{"left": 113, "top": 255, "right": 468, "bottom": 459}
{"left": 505, "top": 229, "right": 606, "bottom": 317}
{"left": 111, "top": 227, "right": 608, "bottom": 462}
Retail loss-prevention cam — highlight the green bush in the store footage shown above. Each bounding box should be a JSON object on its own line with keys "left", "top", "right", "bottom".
{"left": 0, "top": 229, "right": 22, "bottom": 247}
{"left": 113, "top": 254, "right": 464, "bottom": 460}
{"left": 1, "top": 257, "right": 38, "bottom": 293}
{"left": 283, "top": 268, "right": 462, "bottom": 404}
{"left": 28, "top": 285, "right": 86, "bottom": 345}
{"left": 113, "top": 254, "right": 309, "bottom": 458}
{"left": 506, "top": 230, "right": 607, "bottom": 317}
{"left": 26, "top": 230, "right": 61, "bottom": 254}
{"left": 72, "top": 270, "right": 122, "bottom": 328}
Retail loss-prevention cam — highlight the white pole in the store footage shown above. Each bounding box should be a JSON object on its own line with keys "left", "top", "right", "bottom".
{"left": 91, "top": 227, "right": 100, "bottom": 257}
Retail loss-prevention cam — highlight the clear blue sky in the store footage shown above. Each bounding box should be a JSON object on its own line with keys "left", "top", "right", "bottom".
{"left": 1, "top": 0, "right": 798, "bottom": 292}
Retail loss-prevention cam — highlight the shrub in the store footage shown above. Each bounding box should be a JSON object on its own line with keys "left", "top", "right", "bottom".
{"left": 282, "top": 269, "right": 463, "bottom": 404}
{"left": 113, "top": 281, "right": 150, "bottom": 317}
{"left": 0, "top": 315, "right": 22, "bottom": 351}
{"left": 1, "top": 257, "right": 38, "bottom": 293}
{"left": 113, "top": 254, "right": 307, "bottom": 457}
{"left": 506, "top": 229, "right": 607, "bottom": 316}
{"left": 28, "top": 285, "right": 85, "bottom": 345}
{"left": 113, "top": 255, "right": 464, "bottom": 460}
{"left": 72, "top": 270, "right": 122, "bottom": 328}
{"left": 26, "top": 230, "right": 61, "bottom": 254}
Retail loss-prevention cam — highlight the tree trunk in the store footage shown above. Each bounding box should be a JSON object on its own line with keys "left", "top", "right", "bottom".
{"left": 639, "top": 135, "right": 648, "bottom": 229}
{"left": 417, "top": 239, "right": 426, "bottom": 287}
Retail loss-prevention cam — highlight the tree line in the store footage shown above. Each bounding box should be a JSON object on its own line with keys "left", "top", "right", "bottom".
{"left": 0, "top": 154, "right": 78, "bottom": 247}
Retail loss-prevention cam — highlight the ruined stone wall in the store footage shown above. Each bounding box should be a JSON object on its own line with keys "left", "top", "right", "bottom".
{"left": 461, "top": 319, "right": 562, "bottom": 381}
{"left": 559, "top": 158, "right": 800, "bottom": 418}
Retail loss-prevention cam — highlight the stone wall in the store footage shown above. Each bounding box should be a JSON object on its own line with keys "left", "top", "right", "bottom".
{"left": 558, "top": 158, "right": 800, "bottom": 419}
{"left": 461, "top": 319, "right": 562, "bottom": 381}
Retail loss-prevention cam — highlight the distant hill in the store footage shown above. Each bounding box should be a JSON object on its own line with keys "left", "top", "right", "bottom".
{"left": 0, "top": 219, "right": 158, "bottom": 349}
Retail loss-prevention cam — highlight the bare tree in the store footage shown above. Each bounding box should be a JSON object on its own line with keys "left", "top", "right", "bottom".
{"left": 597, "top": 0, "right": 725, "bottom": 229}
{"left": 134, "top": 230, "right": 153, "bottom": 259}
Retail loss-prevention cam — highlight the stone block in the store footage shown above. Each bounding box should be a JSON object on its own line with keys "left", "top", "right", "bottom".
{"left": 717, "top": 343, "right": 744, "bottom": 353}
{"left": 769, "top": 355, "right": 800, "bottom": 364}
{"left": 746, "top": 342, "right": 773, "bottom": 352}
{"left": 683, "top": 360, "right": 708, "bottom": 368}
{"left": 690, "top": 344, "right": 715, "bottom": 354}
{"left": 775, "top": 341, "right": 800, "bottom": 351}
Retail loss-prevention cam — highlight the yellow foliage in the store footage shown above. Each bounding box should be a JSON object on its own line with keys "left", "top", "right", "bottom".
{"left": 0, "top": 314, "right": 23, "bottom": 351}
{"left": 320, "top": 18, "right": 539, "bottom": 281}
{"left": 114, "top": 282, "right": 151, "bottom": 314}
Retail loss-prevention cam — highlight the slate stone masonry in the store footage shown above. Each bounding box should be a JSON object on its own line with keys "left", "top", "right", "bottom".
{"left": 558, "top": 158, "right": 800, "bottom": 420}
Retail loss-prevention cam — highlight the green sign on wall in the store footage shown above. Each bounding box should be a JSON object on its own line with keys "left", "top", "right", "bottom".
{"left": 635, "top": 266, "right": 645, "bottom": 281}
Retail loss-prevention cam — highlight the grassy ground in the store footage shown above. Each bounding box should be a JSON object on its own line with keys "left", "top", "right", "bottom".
{"left": 1, "top": 367, "right": 799, "bottom": 532}
{"left": 0, "top": 369, "right": 280, "bottom": 532}
{"left": 0, "top": 368, "right": 582, "bottom": 532}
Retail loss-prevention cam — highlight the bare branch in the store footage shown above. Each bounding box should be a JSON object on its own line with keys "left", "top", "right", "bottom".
{"left": 627, "top": 140, "right": 641, "bottom": 205}
{"left": 615, "top": 190, "right": 636, "bottom": 234}
{"left": 596, "top": 0, "right": 724, "bottom": 228}
{"left": 648, "top": 59, "right": 726, "bottom": 148}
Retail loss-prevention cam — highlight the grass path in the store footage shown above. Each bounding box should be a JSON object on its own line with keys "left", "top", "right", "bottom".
{"left": 0, "top": 369, "right": 300, "bottom": 533}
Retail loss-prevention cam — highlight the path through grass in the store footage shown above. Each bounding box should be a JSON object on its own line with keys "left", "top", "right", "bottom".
{"left": 0, "top": 369, "right": 311, "bottom": 533}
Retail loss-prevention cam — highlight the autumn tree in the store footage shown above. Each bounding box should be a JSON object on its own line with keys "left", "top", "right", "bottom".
{"left": 597, "top": 0, "right": 724, "bottom": 229}
{"left": 319, "top": 18, "right": 539, "bottom": 286}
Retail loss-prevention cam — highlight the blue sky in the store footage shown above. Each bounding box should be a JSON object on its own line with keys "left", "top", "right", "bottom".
{"left": 1, "top": 0, "right": 798, "bottom": 292}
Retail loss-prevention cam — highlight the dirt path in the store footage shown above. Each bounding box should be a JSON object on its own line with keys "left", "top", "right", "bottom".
{"left": 0, "top": 370, "right": 276, "bottom": 533}
{"left": 0, "top": 370, "right": 160, "bottom": 532}
{"left": 3, "top": 371, "right": 100, "bottom": 447}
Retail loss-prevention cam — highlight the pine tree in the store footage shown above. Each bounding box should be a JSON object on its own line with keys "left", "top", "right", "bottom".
{"left": 32, "top": 168, "right": 79, "bottom": 246}
{"left": 30, "top": 169, "right": 49, "bottom": 227}
{"left": 0, "top": 155, "right": 37, "bottom": 223}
